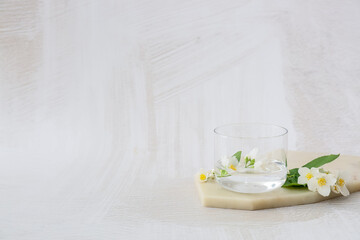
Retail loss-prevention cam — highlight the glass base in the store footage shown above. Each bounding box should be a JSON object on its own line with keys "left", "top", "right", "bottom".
{"left": 216, "top": 175, "right": 286, "bottom": 193}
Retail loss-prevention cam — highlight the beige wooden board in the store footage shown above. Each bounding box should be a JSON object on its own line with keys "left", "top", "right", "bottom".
{"left": 196, "top": 151, "right": 360, "bottom": 210}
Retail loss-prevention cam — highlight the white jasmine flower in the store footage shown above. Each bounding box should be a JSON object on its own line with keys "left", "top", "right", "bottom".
{"left": 221, "top": 156, "right": 239, "bottom": 172}
{"left": 331, "top": 171, "right": 350, "bottom": 196}
{"left": 199, "top": 169, "right": 208, "bottom": 182}
{"left": 228, "top": 156, "right": 240, "bottom": 172}
{"left": 308, "top": 173, "right": 337, "bottom": 197}
{"left": 298, "top": 167, "right": 320, "bottom": 191}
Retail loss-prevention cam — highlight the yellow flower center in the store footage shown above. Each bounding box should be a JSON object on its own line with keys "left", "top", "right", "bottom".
{"left": 229, "top": 164, "right": 237, "bottom": 171}
{"left": 333, "top": 185, "right": 338, "bottom": 191}
{"left": 200, "top": 174, "right": 207, "bottom": 181}
{"left": 318, "top": 177, "right": 326, "bottom": 186}
{"left": 306, "top": 173, "right": 313, "bottom": 180}
{"left": 338, "top": 178, "right": 345, "bottom": 187}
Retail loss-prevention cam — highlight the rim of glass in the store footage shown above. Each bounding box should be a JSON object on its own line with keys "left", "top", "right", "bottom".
{"left": 213, "top": 123, "right": 288, "bottom": 139}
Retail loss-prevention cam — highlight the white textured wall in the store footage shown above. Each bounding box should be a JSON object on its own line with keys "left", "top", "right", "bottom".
{"left": 0, "top": 0, "right": 359, "bottom": 239}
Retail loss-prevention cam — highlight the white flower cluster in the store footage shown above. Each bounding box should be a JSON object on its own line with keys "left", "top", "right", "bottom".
{"left": 298, "top": 167, "right": 349, "bottom": 197}
{"left": 220, "top": 148, "right": 261, "bottom": 173}
{"left": 199, "top": 169, "right": 215, "bottom": 182}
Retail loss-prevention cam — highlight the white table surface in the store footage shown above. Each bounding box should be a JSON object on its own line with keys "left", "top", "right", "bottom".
{"left": 1, "top": 150, "right": 360, "bottom": 239}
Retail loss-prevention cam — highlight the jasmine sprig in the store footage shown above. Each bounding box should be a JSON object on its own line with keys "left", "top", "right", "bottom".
{"left": 294, "top": 166, "right": 349, "bottom": 197}
{"left": 282, "top": 154, "right": 340, "bottom": 188}
{"left": 218, "top": 151, "right": 243, "bottom": 176}
{"left": 215, "top": 150, "right": 241, "bottom": 178}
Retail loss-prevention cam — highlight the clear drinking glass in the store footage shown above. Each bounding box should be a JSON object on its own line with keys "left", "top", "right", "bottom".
{"left": 214, "top": 123, "right": 288, "bottom": 193}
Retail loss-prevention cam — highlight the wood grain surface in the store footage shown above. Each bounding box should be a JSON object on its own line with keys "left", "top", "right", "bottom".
{"left": 0, "top": 0, "right": 360, "bottom": 239}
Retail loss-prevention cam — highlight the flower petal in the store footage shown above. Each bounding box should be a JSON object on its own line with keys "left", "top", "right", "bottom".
{"left": 331, "top": 185, "right": 340, "bottom": 194}
{"left": 307, "top": 178, "right": 318, "bottom": 192}
{"left": 246, "top": 148, "right": 258, "bottom": 159}
{"left": 298, "top": 176, "right": 308, "bottom": 185}
{"left": 317, "top": 186, "right": 331, "bottom": 197}
{"left": 310, "top": 168, "right": 320, "bottom": 175}
{"left": 199, "top": 173, "right": 208, "bottom": 182}
{"left": 229, "top": 156, "right": 239, "bottom": 166}
{"left": 339, "top": 171, "right": 350, "bottom": 182}
{"left": 298, "top": 167, "right": 310, "bottom": 176}
{"left": 339, "top": 185, "right": 350, "bottom": 196}
{"left": 325, "top": 174, "right": 337, "bottom": 186}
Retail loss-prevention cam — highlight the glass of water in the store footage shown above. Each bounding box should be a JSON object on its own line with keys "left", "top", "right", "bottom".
{"left": 214, "top": 123, "right": 288, "bottom": 193}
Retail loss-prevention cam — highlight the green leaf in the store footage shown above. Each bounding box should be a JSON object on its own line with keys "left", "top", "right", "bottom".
{"left": 282, "top": 168, "right": 305, "bottom": 188}
{"left": 233, "top": 151, "right": 242, "bottom": 162}
{"left": 220, "top": 169, "right": 228, "bottom": 176}
{"left": 217, "top": 169, "right": 230, "bottom": 178}
{"left": 283, "top": 182, "right": 306, "bottom": 188}
{"left": 245, "top": 156, "right": 255, "bottom": 168}
{"left": 302, "top": 154, "right": 340, "bottom": 168}
{"left": 249, "top": 159, "right": 255, "bottom": 168}
{"left": 288, "top": 168, "right": 299, "bottom": 175}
